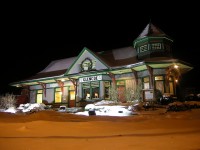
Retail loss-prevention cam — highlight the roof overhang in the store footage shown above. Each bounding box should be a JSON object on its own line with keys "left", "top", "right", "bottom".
{"left": 11, "top": 59, "right": 193, "bottom": 87}
{"left": 10, "top": 75, "right": 70, "bottom": 87}
{"left": 107, "top": 59, "right": 193, "bottom": 75}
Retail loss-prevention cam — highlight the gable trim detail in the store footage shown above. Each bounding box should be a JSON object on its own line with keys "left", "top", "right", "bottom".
{"left": 64, "top": 47, "right": 110, "bottom": 75}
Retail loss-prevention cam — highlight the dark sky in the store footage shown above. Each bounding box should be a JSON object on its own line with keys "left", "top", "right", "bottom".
{"left": 1, "top": 4, "right": 200, "bottom": 95}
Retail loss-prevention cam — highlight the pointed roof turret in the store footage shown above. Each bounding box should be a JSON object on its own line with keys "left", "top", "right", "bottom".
{"left": 137, "top": 22, "right": 167, "bottom": 39}
{"left": 133, "top": 22, "right": 174, "bottom": 60}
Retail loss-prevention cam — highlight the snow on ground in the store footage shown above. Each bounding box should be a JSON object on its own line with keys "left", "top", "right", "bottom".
{"left": 78, "top": 104, "right": 135, "bottom": 116}
{"left": 0, "top": 107, "right": 200, "bottom": 150}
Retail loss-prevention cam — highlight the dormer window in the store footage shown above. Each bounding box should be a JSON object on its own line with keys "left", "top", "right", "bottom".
{"left": 151, "top": 43, "right": 161, "bottom": 50}
{"left": 140, "top": 45, "right": 148, "bottom": 52}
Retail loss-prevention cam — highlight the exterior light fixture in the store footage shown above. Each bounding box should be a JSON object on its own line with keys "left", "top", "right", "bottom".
{"left": 174, "top": 65, "right": 179, "bottom": 69}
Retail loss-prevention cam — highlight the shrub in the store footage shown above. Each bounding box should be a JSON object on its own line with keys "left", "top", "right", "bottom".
{"left": 0, "top": 93, "right": 16, "bottom": 109}
{"left": 109, "top": 87, "right": 119, "bottom": 104}
{"left": 124, "top": 88, "right": 134, "bottom": 103}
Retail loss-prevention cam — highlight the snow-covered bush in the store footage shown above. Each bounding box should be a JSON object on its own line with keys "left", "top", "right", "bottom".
{"left": 109, "top": 87, "right": 119, "bottom": 104}
{"left": 17, "top": 103, "right": 46, "bottom": 113}
{"left": 94, "top": 100, "right": 116, "bottom": 106}
{"left": 166, "top": 102, "right": 190, "bottom": 112}
{"left": 4, "top": 107, "right": 18, "bottom": 113}
{"left": 0, "top": 93, "right": 16, "bottom": 109}
{"left": 166, "top": 101, "right": 200, "bottom": 112}
{"left": 85, "top": 104, "right": 95, "bottom": 111}
{"left": 184, "top": 101, "right": 200, "bottom": 109}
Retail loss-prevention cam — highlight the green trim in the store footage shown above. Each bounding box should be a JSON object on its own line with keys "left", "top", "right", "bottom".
{"left": 29, "top": 85, "right": 69, "bottom": 90}
{"left": 116, "top": 80, "right": 126, "bottom": 86}
{"left": 64, "top": 47, "right": 110, "bottom": 75}
{"left": 10, "top": 77, "right": 65, "bottom": 86}
{"left": 67, "top": 69, "right": 111, "bottom": 79}
{"left": 132, "top": 65, "right": 147, "bottom": 71}
{"left": 133, "top": 37, "right": 173, "bottom": 48}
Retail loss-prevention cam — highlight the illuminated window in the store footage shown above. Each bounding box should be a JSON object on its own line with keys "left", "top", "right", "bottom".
{"left": 82, "top": 82, "right": 90, "bottom": 99}
{"left": 140, "top": 45, "right": 148, "bottom": 52}
{"left": 143, "top": 77, "right": 149, "bottom": 82}
{"left": 91, "top": 82, "right": 99, "bottom": 99}
{"left": 69, "top": 90, "right": 75, "bottom": 100}
{"left": 143, "top": 77, "right": 149, "bottom": 89}
{"left": 155, "top": 76, "right": 163, "bottom": 80}
{"left": 155, "top": 76, "right": 164, "bottom": 93}
{"left": 151, "top": 43, "right": 161, "bottom": 50}
{"left": 144, "top": 83, "right": 149, "bottom": 89}
{"left": 117, "top": 80, "right": 125, "bottom": 86}
{"left": 169, "top": 82, "right": 174, "bottom": 95}
{"left": 82, "top": 81, "right": 100, "bottom": 100}
{"left": 36, "top": 90, "right": 43, "bottom": 103}
{"left": 55, "top": 88, "right": 62, "bottom": 103}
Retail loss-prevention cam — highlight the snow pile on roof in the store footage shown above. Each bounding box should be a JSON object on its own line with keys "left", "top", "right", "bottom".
{"left": 112, "top": 47, "right": 137, "bottom": 60}
{"left": 40, "top": 57, "right": 77, "bottom": 73}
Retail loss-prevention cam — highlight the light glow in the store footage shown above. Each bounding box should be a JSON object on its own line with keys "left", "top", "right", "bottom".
{"left": 174, "top": 65, "right": 179, "bottom": 69}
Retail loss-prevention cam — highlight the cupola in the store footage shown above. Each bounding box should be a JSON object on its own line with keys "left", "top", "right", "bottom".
{"left": 133, "top": 22, "right": 173, "bottom": 60}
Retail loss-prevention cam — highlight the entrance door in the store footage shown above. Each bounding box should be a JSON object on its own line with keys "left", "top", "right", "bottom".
{"left": 69, "top": 90, "right": 75, "bottom": 107}
{"left": 117, "top": 86, "right": 125, "bottom": 102}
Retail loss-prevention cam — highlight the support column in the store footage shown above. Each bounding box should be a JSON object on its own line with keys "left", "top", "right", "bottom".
{"left": 69, "top": 78, "right": 77, "bottom": 102}
{"left": 146, "top": 65, "right": 155, "bottom": 101}
{"left": 166, "top": 65, "right": 180, "bottom": 96}
{"left": 37, "top": 82, "right": 46, "bottom": 97}
{"left": 108, "top": 72, "right": 116, "bottom": 88}
{"left": 56, "top": 80, "right": 64, "bottom": 94}
{"left": 131, "top": 68, "right": 138, "bottom": 85}
{"left": 146, "top": 65, "right": 154, "bottom": 89}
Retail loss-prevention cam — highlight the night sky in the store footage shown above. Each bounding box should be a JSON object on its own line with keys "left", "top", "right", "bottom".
{"left": 1, "top": 4, "right": 199, "bottom": 95}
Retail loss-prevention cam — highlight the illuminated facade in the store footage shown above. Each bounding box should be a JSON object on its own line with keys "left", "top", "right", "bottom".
{"left": 11, "top": 23, "right": 193, "bottom": 107}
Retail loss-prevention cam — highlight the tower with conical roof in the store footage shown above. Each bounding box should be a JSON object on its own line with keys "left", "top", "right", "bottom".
{"left": 133, "top": 22, "right": 173, "bottom": 60}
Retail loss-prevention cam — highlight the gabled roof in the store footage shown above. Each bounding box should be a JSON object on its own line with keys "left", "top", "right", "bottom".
{"left": 23, "top": 69, "right": 67, "bottom": 81}
{"left": 11, "top": 57, "right": 77, "bottom": 85}
{"left": 137, "top": 22, "right": 167, "bottom": 39}
{"left": 40, "top": 57, "right": 77, "bottom": 73}
{"left": 65, "top": 47, "right": 110, "bottom": 75}
{"left": 96, "top": 46, "right": 138, "bottom": 67}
